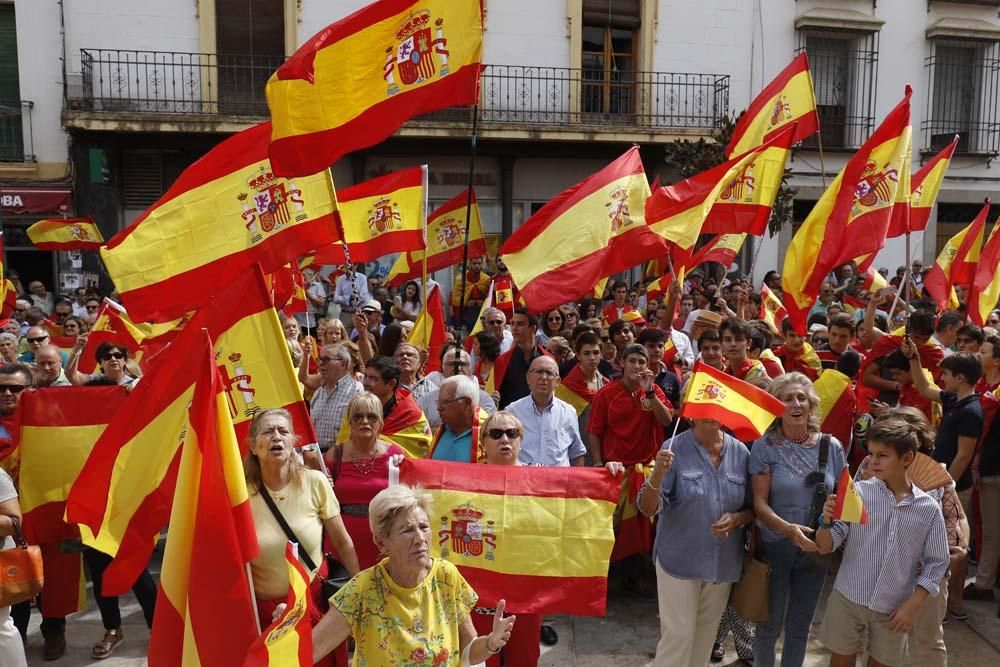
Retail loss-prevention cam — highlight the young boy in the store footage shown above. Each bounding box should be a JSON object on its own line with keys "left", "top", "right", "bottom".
{"left": 816, "top": 416, "right": 949, "bottom": 667}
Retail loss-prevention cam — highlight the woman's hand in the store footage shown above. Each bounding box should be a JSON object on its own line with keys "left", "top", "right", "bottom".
{"left": 389, "top": 453, "right": 405, "bottom": 468}
{"left": 74, "top": 333, "right": 89, "bottom": 352}
{"left": 652, "top": 448, "right": 674, "bottom": 478}
{"left": 711, "top": 513, "right": 739, "bottom": 539}
{"left": 303, "top": 337, "right": 314, "bottom": 357}
{"left": 488, "top": 600, "right": 516, "bottom": 653}
{"left": 604, "top": 461, "right": 625, "bottom": 476}
{"left": 785, "top": 523, "right": 819, "bottom": 552}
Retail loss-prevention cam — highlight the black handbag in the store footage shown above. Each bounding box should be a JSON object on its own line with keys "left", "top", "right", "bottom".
{"left": 258, "top": 483, "right": 352, "bottom": 600}
{"left": 805, "top": 434, "right": 843, "bottom": 570}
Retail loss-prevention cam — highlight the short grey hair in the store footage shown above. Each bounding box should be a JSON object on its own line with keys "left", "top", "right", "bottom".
{"left": 369, "top": 485, "right": 434, "bottom": 543}
{"left": 441, "top": 374, "right": 479, "bottom": 407}
{"left": 769, "top": 372, "right": 821, "bottom": 433}
{"left": 323, "top": 343, "right": 351, "bottom": 364}
{"left": 0, "top": 333, "right": 17, "bottom": 345}
{"left": 482, "top": 308, "right": 506, "bottom": 324}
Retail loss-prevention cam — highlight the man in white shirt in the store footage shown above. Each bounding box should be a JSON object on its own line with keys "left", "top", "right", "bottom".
{"left": 507, "top": 356, "right": 586, "bottom": 467}
{"left": 333, "top": 266, "right": 371, "bottom": 330}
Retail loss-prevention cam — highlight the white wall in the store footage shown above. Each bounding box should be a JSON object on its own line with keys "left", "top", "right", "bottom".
{"left": 12, "top": 0, "right": 65, "bottom": 165}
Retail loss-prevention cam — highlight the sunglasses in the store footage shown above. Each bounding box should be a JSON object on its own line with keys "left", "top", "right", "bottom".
{"left": 86, "top": 305, "right": 99, "bottom": 311}
{"left": 487, "top": 428, "right": 520, "bottom": 440}
{"left": 485, "top": 320, "right": 504, "bottom": 326}
{"left": 102, "top": 352, "right": 125, "bottom": 360}
{"left": 26, "top": 336, "right": 48, "bottom": 344}
{"left": 0, "top": 384, "right": 26, "bottom": 394}
{"left": 350, "top": 413, "right": 379, "bottom": 423}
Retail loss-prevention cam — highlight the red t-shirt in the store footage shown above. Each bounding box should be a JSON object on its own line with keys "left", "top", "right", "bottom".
{"left": 587, "top": 380, "right": 670, "bottom": 466}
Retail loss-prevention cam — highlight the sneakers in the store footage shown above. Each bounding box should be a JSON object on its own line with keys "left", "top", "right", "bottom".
{"left": 963, "top": 583, "right": 996, "bottom": 601}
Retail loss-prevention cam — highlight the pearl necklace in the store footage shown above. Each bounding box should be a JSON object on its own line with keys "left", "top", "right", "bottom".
{"left": 785, "top": 431, "right": 810, "bottom": 445}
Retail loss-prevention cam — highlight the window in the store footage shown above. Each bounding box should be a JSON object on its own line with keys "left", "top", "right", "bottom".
{"left": 215, "top": 0, "right": 285, "bottom": 115}
{"left": 581, "top": 0, "right": 640, "bottom": 118}
{"left": 924, "top": 41, "right": 1000, "bottom": 155}
{"left": 800, "top": 31, "right": 879, "bottom": 149}
{"left": 0, "top": 3, "right": 23, "bottom": 162}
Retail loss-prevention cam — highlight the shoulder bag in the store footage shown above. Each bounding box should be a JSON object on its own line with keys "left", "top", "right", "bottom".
{"left": 805, "top": 434, "right": 843, "bottom": 570}
{"left": 259, "top": 484, "right": 352, "bottom": 601}
{"left": 0, "top": 516, "right": 44, "bottom": 606}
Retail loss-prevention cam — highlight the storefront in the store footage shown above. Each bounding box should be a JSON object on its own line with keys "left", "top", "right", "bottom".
{"left": 0, "top": 184, "right": 81, "bottom": 296}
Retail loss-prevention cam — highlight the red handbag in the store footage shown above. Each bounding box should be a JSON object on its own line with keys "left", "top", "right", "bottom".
{"left": 0, "top": 517, "right": 44, "bottom": 606}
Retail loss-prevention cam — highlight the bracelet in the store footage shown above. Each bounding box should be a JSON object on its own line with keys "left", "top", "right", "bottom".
{"left": 647, "top": 479, "right": 661, "bottom": 491}
{"left": 485, "top": 636, "right": 501, "bottom": 655}
{"left": 820, "top": 518, "right": 834, "bottom": 530}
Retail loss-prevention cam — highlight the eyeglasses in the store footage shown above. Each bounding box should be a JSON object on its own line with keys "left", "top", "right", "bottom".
{"left": 26, "top": 336, "right": 48, "bottom": 344}
{"left": 102, "top": 352, "right": 125, "bottom": 360}
{"left": 437, "top": 397, "right": 466, "bottom": 408}
{"left": 0, "top": 384, "right": 26, "bottom": 394}
{"left": 529, "top": 369, "right": 558, "bottom": 378}
{"left": 487, "top": 428, "right": 520, "bottom": 440}
{"left": 350, "top": 413, "right": 380, "bottom": 423}
{"left": 86, "top": 305, "right": 99, "bottom": 311}
{"left": 547, "top": 316, "right": 562, "bottom": 322}
{"left": 318, "top": 356, "right": 338, "bottom": 364}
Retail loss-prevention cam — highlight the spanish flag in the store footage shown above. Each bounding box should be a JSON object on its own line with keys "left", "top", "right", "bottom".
{"left": 0, "top": 279, "right": 13, "bottom": 319}
{"left": 314, "top": 165, "right": 427, "bottom": 264}
{"left": 409, "top": 284, "right": 448, "bottom": 373}
{"left": 783, "top": 87, "right": 912, "bottom": 334}
{"left": 556, "top": 365, "right": 608, "bottom": 417}
{"left": 500, "top": 146, "right": 669, "bottom": 312}
{"left": 647, "top": 126, "right": 795, "bottom": 248}
{"left": 67, "top": 267, "right": 314, "bottom": 596}
{"left": 269, "top": 263, "right": 308, "bottom": 317}
{"left": 814, "top": 369, "right": 856, "bottom": 455}
{"left": 759, "top": 283, "right": 788, "bottom": 335}
{"left": 925, "top": 199, "right": 988, "bottom": 311}
{"left": 647, "top": 234, "right": 748, "bottom": 301}
{"left": 243, "top": 543, "right": 313, "bottom": 667}
{"left": 887, "top": 134, "right": 958, "bottom": 238}
{"left": 266, "top": 0, "right": 484, "bottom": 177}
{"left": 15, "top": 387, "right": 129, "bottom": 616}
{"left": 148, "top": 331, "right": 260, "bottom": 667}
{"left": 833, "top": 467, "right": 868, "bottom": 524}
{"left": 970, "top": 210, "right": 1000, "bottom": 327}
{"left": 386, "top": 188, "right": 487, "bottom": 286}
{"left": 725, "top": 53, "right": 819, "bottom": 158}
{"left": 27, "top": 217, "right": 104, "bottom": 250}
{"left": 681, "top": 361, "right": 785, "bottom": 440}
{"left": 77, "top": 299, "right": 146, "bottom": 375}
{"left": 337, "top": 388, "right": 432, "bottom": 457}
{"left": 396, "top": 458, "right": 618, "bottom": 615}
{"left": 102, "top": 122, "right": 338, "bottom": 322}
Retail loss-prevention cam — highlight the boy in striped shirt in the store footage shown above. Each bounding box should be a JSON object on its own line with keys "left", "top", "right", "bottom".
{"left": 815, "top": 416, "right": 949, "bottom": 667}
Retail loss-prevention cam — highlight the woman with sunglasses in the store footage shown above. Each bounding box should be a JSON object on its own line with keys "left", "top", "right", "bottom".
{"left": 748, "top": 372, "right": 847, "bottom": 667}
{"left": 60, "top": 315, "right": 88, "bottom": 337}
{"left": 318, "top": 392, "right": 406, "bottom": 570}
{"left": 66, "top": 341, "right": 139, "bottom": 388}
{"left": 536, "top": 309, "right": 565, "bottom": 346}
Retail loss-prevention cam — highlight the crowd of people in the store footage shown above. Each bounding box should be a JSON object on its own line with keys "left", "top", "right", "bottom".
{"left": 1, "top": 253, "right": 999, "bottom": 666}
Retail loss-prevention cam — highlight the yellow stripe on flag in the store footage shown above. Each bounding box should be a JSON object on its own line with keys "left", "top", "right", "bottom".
{"left": 338, "top": 179, "right": 426, "bottom": 247}
{"left": 555, "top": 384, "right": 590, "bottom": 417}
{"left": 20, "top": 425, "right": 106, "bottom": 514}
{"left": 728, "top": 70, "right": 817, "bottom": 157}
{"left": 833, "top": 468, "right": 868, "bottom": 524}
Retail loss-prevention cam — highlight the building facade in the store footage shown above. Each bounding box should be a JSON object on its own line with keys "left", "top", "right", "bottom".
{"left": 2, "top": 0, "right": 999, "bottom": 297}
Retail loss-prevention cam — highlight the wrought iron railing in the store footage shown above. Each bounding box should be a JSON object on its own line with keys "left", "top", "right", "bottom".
{"left": 923, "top": 41, "right": 1000, "bottom": 156}
{"left": 70, "top": 50, "right": 730, "bottom": 131}
{"left": 0, "top": 100, "right": 33, "bottom": 162}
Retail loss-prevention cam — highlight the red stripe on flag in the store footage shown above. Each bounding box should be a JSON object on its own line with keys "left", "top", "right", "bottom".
{"left": 455, "top": 566, "right": 608, "bottom": 616}
{"left": 16, "top": 385, "right": 127, "bottom": 428}
{"left": 313, "top": 229, "right": 426, "bottom": 264}
{"left": 147, "top": 595, "right": 186, "bottom": 666}
{"left": 337, "top": 166, "right": 424, "bottom": 201}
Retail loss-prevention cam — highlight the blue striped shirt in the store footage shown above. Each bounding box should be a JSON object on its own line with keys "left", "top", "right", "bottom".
{"left": 829, "top": 477, "right": 949, "bottom": 613}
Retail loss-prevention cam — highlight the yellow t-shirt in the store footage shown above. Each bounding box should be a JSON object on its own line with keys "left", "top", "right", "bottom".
{"left": 250, "top": 469, "right": 340, "bottom": 599}
{"left": 332, "top": 558, "right": 478, "bottom": 667}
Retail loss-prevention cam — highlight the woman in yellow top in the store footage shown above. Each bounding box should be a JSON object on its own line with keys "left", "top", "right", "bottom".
{"left": 245, "top": 409, "right": 360, "bottom": 667}
{"left": 310, "top": 484, "right": 516, "bottom": 666}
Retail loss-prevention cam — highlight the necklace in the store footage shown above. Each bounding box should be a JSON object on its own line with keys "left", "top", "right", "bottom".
{"left": 784, "top": 431, "right": 810, "bottom": 445}
{"left": 350, "top": 443, "right": 380, "bottom": 475}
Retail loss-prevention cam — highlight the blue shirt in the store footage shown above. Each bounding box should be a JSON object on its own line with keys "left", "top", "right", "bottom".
{"left": 829, "top": 478, "right": 949, "bottom": 613}
{"left": 507, "top": 395, "right": 586, "bottom": 467}
{"left": 430, "top": 426, "right": 473, "bottom": 462}
{"left": 646, "top": 430, "right": 751, "bottom": 583}
{"left": 749, "top": 432, "right": 847, "bottom": 543}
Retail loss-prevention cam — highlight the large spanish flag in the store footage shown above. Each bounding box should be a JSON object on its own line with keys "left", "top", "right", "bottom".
{"left": 833, "top": 467, "right": 868, "bottom": 524}
{"left": 27, "top": 217, "right": 104, "bottom": 250}
{"left": 148, "top": 332, "right": 260, "bottom": 667}
{"left": 759, "top": 283, "right": 789, "bottom": 335}
{"left": 647, "top": 126, "right": 795, "bottom": 249}
{"left": 386, "top": 188, "right": 487, "bottom": 286}
{"left": 887, "top": 135, "right": 958, "bottom": 238}
{"left": 67, "top": 267, "right": 313, "bottom": 596}
{"left": 243, "top": 543, "right": 313, "bottom": 667}
{"left": 783, "top": 87, "right": 912, "bottom": 333}
{"left": 500, "top": 146, "right": 668, "bottom": 311}
{"left": 314, "top": 165, "right": 427, "bottom": 264}
{"left": 102, "top": 122, "right": 338, "bottom": 322}
{"left": 266, "top": 0, "right": 484, "bottom": 177}
{"left": 725, "top": 53, "right": 819, "bottom": 158}
{"left": 409, "top": 283, "right": 448, "bottom": 372}
{"left": 681, "top": 361, "right": 785, "bottom": 440}
{"left": 970, "top": 209, "right": 1000, "bottom": 327}
{"left": 925, "top": 199, "right": 988, "bottom": 311}
{"left": 396, "top": 458, "right": 618, "bottom": 615}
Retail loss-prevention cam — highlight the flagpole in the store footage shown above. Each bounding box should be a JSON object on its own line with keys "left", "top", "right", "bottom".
{"left": 806, "top": 71, "right": 828, "bottom": 189}
{"left": 457, "top": 104, "right": 480, "bottom": 342}
{"left": 325, "top": 168, "right": 359, "bottom": 316}
{"left": 665, "top": 413, "right": 682, "bottom": 452}
{"left": 246, "top": 563, "right": 262, "bottom": 635}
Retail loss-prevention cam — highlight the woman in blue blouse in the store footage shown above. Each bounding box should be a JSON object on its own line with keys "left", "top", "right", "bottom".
{"left": 637, "top": 417, "right": 753, "bottom": 667}
{"left": 750, "top": 372, "right": 847, "bottom": 667}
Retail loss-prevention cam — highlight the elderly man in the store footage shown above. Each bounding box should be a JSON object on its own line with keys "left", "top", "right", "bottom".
{"left": 309, "top": 343, "right": 362, "bottom": 450}
{"left": 33, "top": 345, "right": 71, "bottom": 387}
{"left": 18, "top": 327, "right": 69, "bottom": 366}
{"left": 428, "top": 375, "right": 481, "bottom": 463}
{"left": 494, "top": 308, "right": 552, "bottom": 408}
{"left": 395, "top": 342, "right": 437, "bottom": 402}
{"left": 508, "top": 356, "right": 586, "bottom": 467}
{"left": 418, "top": 347, "right": 496, "bottom": 428}
{"left": 27, "top": 281, "right": 54, "bottom": 315}
{"left": 481, "top": 307, "right": 513, "bottom": 354}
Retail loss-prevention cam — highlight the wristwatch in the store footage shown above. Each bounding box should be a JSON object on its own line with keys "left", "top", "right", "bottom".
{"left": 820, "top": 517, "right": 834, "bottom": 529}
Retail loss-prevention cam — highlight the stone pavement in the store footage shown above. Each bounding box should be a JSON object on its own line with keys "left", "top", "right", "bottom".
{"left": 25, "top": 561, "right": 1000, "bottom": 666}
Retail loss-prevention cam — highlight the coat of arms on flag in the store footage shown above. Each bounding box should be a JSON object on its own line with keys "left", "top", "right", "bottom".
{"left": 439, "top": 502, "right": 497, "bottom": 559}
{"left": 385, "top": 10, "right": 452, "bottom": 95}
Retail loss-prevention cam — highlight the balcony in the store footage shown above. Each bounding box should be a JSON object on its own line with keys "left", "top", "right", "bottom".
{"left": 64, "top": 49, "right": 730, "bottom": 141}
{"left": 0, "top": 100, "right": 34, "bottom": 163}
{"left": 922, "top": 41, "right": 1000, "bottom": 157}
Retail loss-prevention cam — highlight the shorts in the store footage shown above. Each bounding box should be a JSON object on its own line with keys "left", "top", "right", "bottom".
{"left": 819, "top": 589, "right": 908, "bottom": 666}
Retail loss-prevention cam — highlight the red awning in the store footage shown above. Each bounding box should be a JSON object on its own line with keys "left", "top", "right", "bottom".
{"left": 0, "top": 186, "right": 72, "bottom": 215}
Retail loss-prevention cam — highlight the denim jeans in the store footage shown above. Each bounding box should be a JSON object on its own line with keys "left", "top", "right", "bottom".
{"left": 752, "top": 538, "right": 829, "bottom": 667}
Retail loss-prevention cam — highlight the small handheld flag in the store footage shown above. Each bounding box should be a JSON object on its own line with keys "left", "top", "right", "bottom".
{"left": 680, "top": 361, "right": 786, "bottom": 441}
{"left": 243, "top": 542, "right": 314, "bottom": 667}
{"left": 832, "top": 467, "right": 869, "bottom": 524}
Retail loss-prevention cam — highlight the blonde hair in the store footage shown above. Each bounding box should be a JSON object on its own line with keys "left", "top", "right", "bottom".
{"left": 243, "top": 408, "right": 304, "bottom": 493}
{"left": 347, "top": 392, "right": 384, "bottom": 434}
{"left": 768, "top": 372, "right": 821, "bottom": 433}
{"left": 324, "top": 318, "right": 349, "bottom": 343}
{"left": 479, "top": 410, "right": 524, "bottom": 442}
{"left": 369, "top": 485, "right": 433, "bottom": 543}
{"left": 286, "top": 338, "right": 303, "bottom": 367}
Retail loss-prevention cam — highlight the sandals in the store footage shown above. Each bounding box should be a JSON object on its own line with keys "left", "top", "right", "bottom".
{"left": 93, "top": 628, "right": 124, "bottom": 660}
